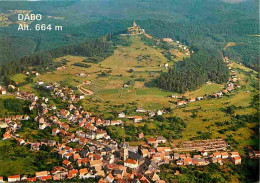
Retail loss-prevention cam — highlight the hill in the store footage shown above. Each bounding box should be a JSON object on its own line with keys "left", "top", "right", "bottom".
{"left": 0, "top": 0, "right": 258, "bottom": 70}
{"left": 0, "top": 31, "right": 259, "bottom": 182}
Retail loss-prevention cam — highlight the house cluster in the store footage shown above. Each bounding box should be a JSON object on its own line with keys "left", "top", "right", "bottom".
{"left": 248, "top": 150, "right": 260, "bottom": 159}
{"left": 0, "top": 115, "right": 30, "bottom": 140}
{"left": 1, "top": 95, "right": 169, "bottom": 182}
{"left": 23, "top": 70, "right": 39, "bottom": 77}
{"left": 37, "top": 82, "right": 85, "bottom": 102}
{"left": 0, "top": 97, "right": 246, "bottom": 183}
{"left": 174, "top": 151, "right": 241, "bottom": 166}
{"left": 0, "top": 85, "right": 15, "bottom": 95}
{"left": 162, "top": 38, "right": 191, "bottom": 56}
{"left": 211, "top": 60, "right": 241, "bottom": 98}
{"left": 174, "top": 95, "right": 204, "bottom": 106}
{"left": 117, "top": 108, "right": 165, "bottom": 123}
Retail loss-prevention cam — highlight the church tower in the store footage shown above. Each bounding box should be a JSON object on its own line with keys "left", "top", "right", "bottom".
{"left": 133, "top": 20, "right": 137, "bottom": 27}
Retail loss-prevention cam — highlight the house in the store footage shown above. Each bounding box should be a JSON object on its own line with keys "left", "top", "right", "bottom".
{"left": 68, "top": 169, "right": 78, "bottom": 179}
{"left": 79, "top": 168, "right": 88, "bottom": 179}
{"left": 253, "top": 150, "right": 260, "bottom": 158}
{"left": 156, "top": 136, "right": 167, "bottom": 144}
{"left": 40, "top": 175, "right": 52, "bottom": 181}
{"left": 221, "top": 152, "right": 229, "bottom": 159}
{"left": 31, "top": 143, "right": 41, "bottom": 151}
{"left": 230, "top": 152, "right": 240, "bottom": 158}
{"left": 52, "top": 128, "right": 60, "bottom": 136}
{"left": 16, "top": 138, "right": 25, "bottom": 145}
{"left": 176, "top": 160, "right": 183, "bottom": 166}
{"left": 162, "top": 38, "right": 173, "bottom": 43}
{"left": 193, "top": 155, "right": 201, "bottom": 159}
{"left": 62, "top": 159, "right": 71, "bottom": 167}
{"left": 8, "top": 175, "right": 20, "bottom": 182}
{"left": 211, "top": 157, "right": 218, "bottom": 164}
{"left": 139, "top": 132, "right": 144, "bottom": 139}
{"left": 191, "top": 158, "right": 199, "bottom": 166}
{"left": 189, "top": 98, "right": 196, "bottom": 102}
{"left": 184, "top": 158, "right": 192, "bottom": 165}
{"left": 105, "top": 173, "right": 114, "bottom": 183}
{"left": 200, "top": 151, "right": 208, "bottom": 157}
{"left": 136, "top": 107, "right": 146, "bottom": 113}
{"left": 36, "top": 81, "right": 44, "bottom": 85}
{"left": 110, "top": 120, "right": 123, "bottom": 126}
{"left": 124, "top": 159, "right": 139, "bottom": 169}
{"left": 157, "top": 110, "right": 163, "bottom": 116}
{"left": 133, "top": 116, "right": 142, "bottom": 123}
{"left": 151, "top": 173, "right": 160, "bottom": 182}
{"left": 217, "top": 158, "right": 223, "bottom": 165}
{"left": 118, "top": 112, "right": 126, "bottom": 118}
{"left": 171, "top": 94, "right": 178, "bottom": 99}
{"left": 174, "top": 153, "right": 180, "bottom": 160}
{"left": 27, "top": 177, "right": 37, "bottom": 182}
{"left": 0, "top": 88, "right": 6, "bottom": 95}
{"left": 90, "top": 159, "right": 102, "bottom": 167}
{"left": 59, "top": 109, "right": 70, "bottom": 118}
{"left": 141, "top": 149, "right": 150, "bottom": 157}
{"left": 96, "top": 130, "right": 107, "bottom": 139}
{"left": 179, "top": 154, "right": 186, "bottom": 159}
{"left": 232, "top": 156, "right": 241, "bottom": 165}
{"left": 213, "top": 152, "right": 221, "bottom": 158}
{"left": 8, "top": 85, "right": 15, "bottom": 90}
{"left": 177, "top": 101, "right": 186, "bottom": 106}
{"left": 147, "top": 138, "right": 157, "bottom": 146}
{"left": 39, "top": 121, "right": 48, "bottom": 130}
{"left": 149, "top": 111, "right": 156, "bottom": 117}
{"left": 197, "top": 96, "right": 204, "bottom": 101}
{"left": 198, "top": 158, "right": 207, "bottom": 166}
{"left": 223, "top": 90, "right": 228, "bottom": 94}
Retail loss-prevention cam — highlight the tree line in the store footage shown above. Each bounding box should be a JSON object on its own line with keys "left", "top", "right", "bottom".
{"left": 148, "top": 49, "right": 229, "bottom": 93}
{"left": 0, "top": 36, "right": 115, "bottom": 85}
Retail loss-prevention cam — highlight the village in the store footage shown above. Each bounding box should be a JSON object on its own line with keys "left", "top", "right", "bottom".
{"left": 0, "top": 70, "right": 257, "bottom": 182}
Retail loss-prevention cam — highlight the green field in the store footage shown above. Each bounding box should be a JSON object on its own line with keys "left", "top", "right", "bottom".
{"left": 10, "top": 73, "right": 26, "bottom": 84}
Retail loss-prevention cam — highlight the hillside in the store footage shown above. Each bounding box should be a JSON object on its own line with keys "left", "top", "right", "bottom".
{"left": 0, "top": 32, "right": 259, "bottom": 182}
{"left": 0, "top": 0, "right": 258, "bottom": 70}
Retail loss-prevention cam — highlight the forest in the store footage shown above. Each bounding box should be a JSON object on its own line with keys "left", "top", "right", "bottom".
{"left": 0, "top": 37, "right": 114, "bottom": 85}
{"left": 149, "top": 49, "right": 229, "bottom": 93}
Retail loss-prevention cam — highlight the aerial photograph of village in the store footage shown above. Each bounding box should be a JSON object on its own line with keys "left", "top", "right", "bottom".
{"left": 0, "top": 0, "right": 259, "bottom": 182}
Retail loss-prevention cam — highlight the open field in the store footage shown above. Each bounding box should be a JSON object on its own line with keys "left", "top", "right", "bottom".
{"left": 10, "top": 73, "right": 26, "bottom": 84}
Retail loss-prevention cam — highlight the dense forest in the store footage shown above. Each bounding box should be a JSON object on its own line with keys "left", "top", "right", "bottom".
{"left": 0, "top": 37, "right": 114, "bottom": 84}
{"left": 150, "top": 49, "right": 229, "bottom": 93}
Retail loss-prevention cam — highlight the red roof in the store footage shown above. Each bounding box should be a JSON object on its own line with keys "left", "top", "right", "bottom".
{"left": 234, "top": 156, "right": 241, "bottom": 160}
{"left": 125, "top": 159, "right": 137, "bottom": 165}
{"left": 62, "top": 159, "right": 71, "bottom": 166}
{"left": 79, "top": 168, "right": 88, "bottom": 174}
{"left": 8, "top": 175, "right": 20, "bottom": 179}
{"left": 41, "top": 175, "right": 52, "bottom": 181}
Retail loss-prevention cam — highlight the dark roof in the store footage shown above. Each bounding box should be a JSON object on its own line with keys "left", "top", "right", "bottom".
{"left": 128, "top": 151, "right": 141, "bottom": 160}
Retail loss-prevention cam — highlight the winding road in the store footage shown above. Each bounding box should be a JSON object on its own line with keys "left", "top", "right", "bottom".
{"left": 77, "top": 81, "right": 94, "bottom": 96}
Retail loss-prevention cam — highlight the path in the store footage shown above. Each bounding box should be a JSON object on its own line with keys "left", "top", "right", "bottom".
{"left": 77, "top": 81, "right": 94, "bottom": 96}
